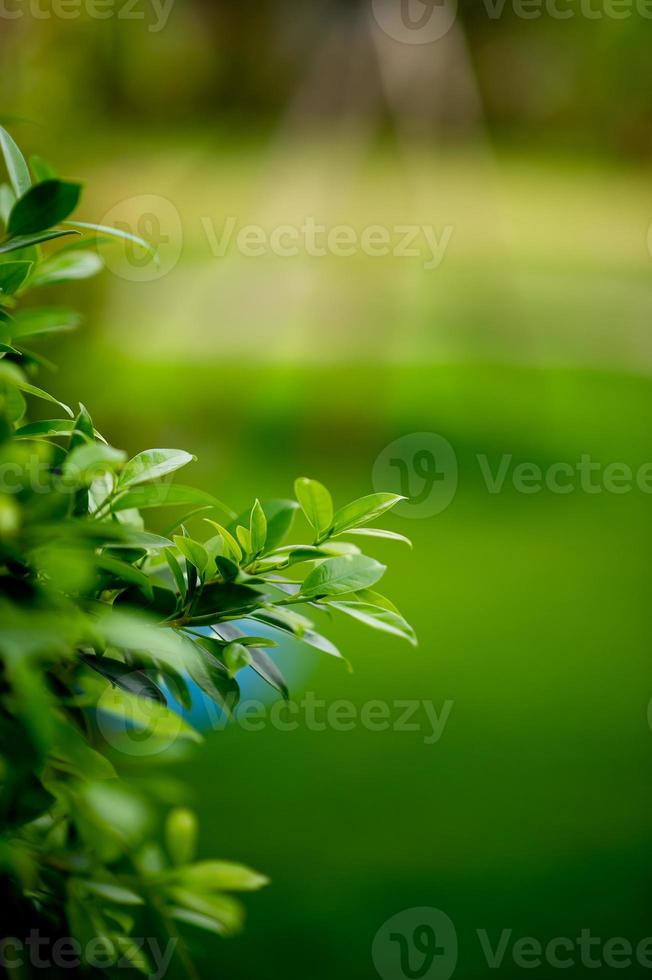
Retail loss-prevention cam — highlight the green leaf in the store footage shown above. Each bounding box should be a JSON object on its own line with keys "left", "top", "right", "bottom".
{"left": 300, "top": 554, "right": 386, "bottom": 599}
{"left": 262, "top": 499, "right": 298, "bottom": 550}
{"left": 234, "top": 636, "right": 277, "bottom": 649}
{"left": 185, "top": 643, "right": 240, "bottom": 715}
{"left": 229, "top": 499, "right": 297, "bottom": 552}
{"left": 338, "top": 527, "right": 413, "bottom": 547}
{"left": 248, "top": 647, "right": 289, "bottom": 700}
{"left": 114, "top": 584, "right": 178, "bottom": 619}
{"left": 166, "top": 808, "right": 198, "bottom": 866}
{"left": 29, "top": 154, "right": 57, "bottom": 182}
{"left": 119, "top": 449, "right": 195, "bottom": 488}
{"left": 76, "top": 780, "right": 152, "bottom": 856}
{"left": 170, "top": 908, "right": 224, "bottom": 935}
{"left": 83, "top": 655, "right": 165, "bottom": 702}
{"left": 326, "top": 599, "right": 417, "bottom": 645}
{"left": 0, "top": 126, "right": 31, "bottom": 198}
{"left": 235, "top": 525, "right": 251, "bottom": 556}
{"left": 249, "top": 499, "right": 267, "bottom": 555}
{"left": 163, "top": 507, "right": 217, "bottom": 536}
{"left": 314, "top": 541, "right": 361, "bottom": 557}
{"left": 69, "top": 403, "right": 95, "bottom": 450}
{"left": 294, "top": 477, "right": 333, "bottom": 536}
{"left": 0, "top": 362, "right": 73, "bottom": 416}
{"left": 66, "top": 896, "right": 106, "bottom": 956}
{"left": 215, "top": 556, "right": 238, "bottom": 581}
{"left": 30, "top": 249, "right": 103, "bottom": 287}
{"left": 94, "top": 555, "right": 154, "bottom": 599}
{"left": 0, "top": 260, "right": 32, "bottom": 295}
{"left": 204, "top": 519, "right": 242, "bottom": 563}
{"left": 356, "top": 588, "right": 401, "bottom": 613}
{"left": 14, "top": 346, "right": 57, "bottom": 371}
{"left": 189, "top": 581, "right": 262, "bottom": 622}
{"left": 8, "top": 180, "right": 82, "bottom": 237}
{"left": 250, "top": 609, "right": 343, "bottom": 659}
{"left": 164, "top": 547, "right": 186, "bottom": 597}
{"left": 175, "top": 860, "right": 269, "bottom": 892}
{"left": 6, "top": 306, "right": 81, "bottom": 338}
{"left": 111, "top": 483, "right": 228, "bottom": 514}
{"left": 66, "top": 220, "right": 159, "bottom": 261}
{"left": 0, "top": 184, "right": 16, "bottom": 226}
{"left": 3, "top": 657, "right": 55, "bottom": 758}
{"left": 99, "top": 612, "right": 205, "bottom": 680}
{"left": 80, "top": 781, "right": 151, "bottom": 849}
{"left": 50, "top": 723, "right": 116, "bottom": 781}
{"left": 93, "top": 688, "right": 200, "bottom": 760}
{"left": 1, "top": 384, "right": 26, "bottom": 422}
{"left": 209, "top": 625, "right": 271, "bottom": 650}
{"left": 110, "top": 530, "right": 173, "bottom": 552}
{"left": 331, "top": 493, "right": 406, "bottom": 534}
{"left": 0, "top": 229, "right": 78, "bottom": 254}
{"left": 64, "top": 442, "right": 126, "bottom": 483}
{"left": 165, "top": 889, "right": 243, "bottom": 936}
{"left": 113, "top": 936, "right": 151, "bottom": 975}
{"left": 173, "top": 535, "right": 209, "bottom": 577}
{"left": 60, "top": 233, "right": 112, "bottom": 252}
{"left": 68, "top": 410, "right": 98, "bottom": 521}
{"left": 1, "top": 241, "right": 37, "bottom": 266}
{"left": 80, "top": 881, "right": 144, "bottom": 906}
{"left": 273, "top": 543, "right": 360, "bottom": 566}
{"left": 223, "top": 642, "right": 252, "bottom": 677}
{"left": 184, "top": 542, "right": 199, "bottom": 601}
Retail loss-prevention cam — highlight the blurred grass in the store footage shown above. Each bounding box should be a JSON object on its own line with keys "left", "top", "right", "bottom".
{"left": 54, "top": 353, "right": 652, "bottom": 977}
{"left": 40, "top": 134, "right": 652, "bottom": 370}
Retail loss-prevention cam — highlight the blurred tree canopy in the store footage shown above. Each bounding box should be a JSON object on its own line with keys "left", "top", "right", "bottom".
{"left": 1, "top": 0, "right": 651, "bottom": 155}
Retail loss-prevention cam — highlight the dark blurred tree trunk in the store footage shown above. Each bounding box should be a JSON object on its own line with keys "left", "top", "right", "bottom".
{"left": 192, "top": 0, "right": 279, "bottom": 117}
{"left": 93, "top": 20, "right": 132, "bottom": 119}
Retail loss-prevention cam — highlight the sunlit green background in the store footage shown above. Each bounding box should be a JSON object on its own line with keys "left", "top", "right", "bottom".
{"left": 3, "top": 3, "right": 652, "bottom": 976}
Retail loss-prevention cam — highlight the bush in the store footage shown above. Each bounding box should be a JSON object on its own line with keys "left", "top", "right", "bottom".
{"left": 0, "top": 126, "right": 415, "bottom": 977}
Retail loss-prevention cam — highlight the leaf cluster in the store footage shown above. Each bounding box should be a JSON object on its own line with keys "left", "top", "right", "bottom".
{"left": 0, "top": 128, "right": 415, "bottom": 975}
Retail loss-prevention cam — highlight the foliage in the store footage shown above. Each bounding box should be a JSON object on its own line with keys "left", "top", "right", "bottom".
{"left": 0, "top": 127, "right": 415, "bottom": 977}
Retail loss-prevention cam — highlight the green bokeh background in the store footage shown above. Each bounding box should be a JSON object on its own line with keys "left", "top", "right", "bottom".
{"left": 3, "top": 4, "right": 652, "bottom": 976}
